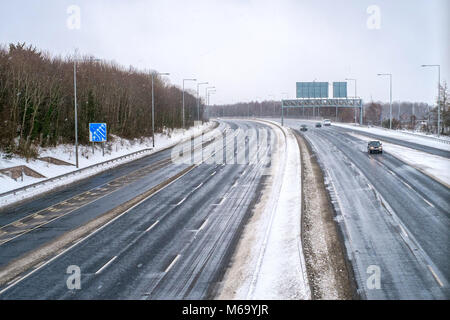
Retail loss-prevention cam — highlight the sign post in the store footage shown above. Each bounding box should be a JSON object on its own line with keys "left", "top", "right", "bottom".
{"left": 89, "top": 123, "right": 107, "bottom": 156}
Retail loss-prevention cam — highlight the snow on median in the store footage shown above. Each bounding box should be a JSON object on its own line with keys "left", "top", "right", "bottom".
{"left": 0, "top": 122, "right": 215, "bottom": 207}
{"left": 217, "top": 120, "right": 310, "bottom": 300}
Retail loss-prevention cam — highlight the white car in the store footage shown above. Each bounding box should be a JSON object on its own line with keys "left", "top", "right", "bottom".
{"left": 323, "top": 119, "right": 331, "bottom": 126}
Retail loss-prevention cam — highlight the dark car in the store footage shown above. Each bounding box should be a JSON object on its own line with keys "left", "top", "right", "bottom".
{"left": 315, "top": 122, "right": 322, "bottom": 128}
{"left": 300, "top": 124, "right": 308, "bottom": 132}
{"left": 368, "top": 140, "right": 383, "bottom": 154}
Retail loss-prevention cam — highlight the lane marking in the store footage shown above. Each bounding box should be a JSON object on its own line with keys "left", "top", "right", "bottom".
{"left": 0, "top": 125, "right": 238, "bottom": 294}
{"left": 198, "top": 218, "right": 208, "bottom": 231}
{"left": 145, "top": 220, "right": 159, "bottom": 232}
{"left": 420, "top": 197, "right": 435, "bottom": 208}
{"left": 401, "top": 181, "right": 413, "bottom": 190}
{"left": 175, "top": 197, "right": 187, "bottom": 206}
{"left": 95, "top": 256, "right": 117, "bottom": 275}
{"left": 210, "top": 171, "right": 217, "bottom": 176}
{"left": 0, "top": 163, "right": 199, "bottom": 295}
{"left": 164, "top": 254, "right": 180, "bottom": 273}
{"left": 427, "top": 265, "right": 444, "bottom": 287}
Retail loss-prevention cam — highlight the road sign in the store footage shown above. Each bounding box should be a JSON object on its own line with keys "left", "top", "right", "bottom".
{"left": 296, "top": 82, "right": 329, "bottom": 98}
{"left": 89, "top": 123, "right": 107, "bottom": 142}
{"left": 333, "top": 82, "right": 347, "bottom": 98}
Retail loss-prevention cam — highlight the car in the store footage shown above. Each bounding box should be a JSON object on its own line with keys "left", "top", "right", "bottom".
{"left": 367, "top": 140, "right": 383, "bottom": 154}
{"left": 300, "top": 124, "right": 308, "bottom": 132}
{"left": 323, "top": 119, "right": 331, "bottom": 126}
{"left": 315, "top": 122, "right": 322, "bottom": 128}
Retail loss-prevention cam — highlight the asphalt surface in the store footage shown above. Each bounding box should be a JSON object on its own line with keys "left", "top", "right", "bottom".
{"left": 332, "top": 126, "right": 450, "bottom": 158}
{"left": 281, "top": 118, "right": 450, "bottom": 299}
{"left": 0, "top": 119, "right": 276, "bottom": 299}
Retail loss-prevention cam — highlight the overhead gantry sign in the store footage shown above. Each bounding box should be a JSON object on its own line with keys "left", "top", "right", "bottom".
{"left": 281, "top": 98, "right": 363, "bottom": 125}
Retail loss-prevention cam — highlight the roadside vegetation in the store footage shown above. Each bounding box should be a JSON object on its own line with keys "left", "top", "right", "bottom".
{"left": 0, "top": 43, "right": 202, "bottom": 159}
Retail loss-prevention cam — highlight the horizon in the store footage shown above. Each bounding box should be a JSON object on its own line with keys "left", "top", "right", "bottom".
{"left": 1, "top": 0, "right": 448, "bottom": 106}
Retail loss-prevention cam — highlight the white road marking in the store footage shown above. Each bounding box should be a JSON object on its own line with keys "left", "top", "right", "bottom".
{"left": 0, "top": 164, "right": 198, "bottom": 296}
{"left": 428, "top": 265, "right": 444, "bottom": 287}
{"left": 176, "top": 197, "right": 187, "bottom": 206}
{"left": 95, "top": 256, "right": 117, "bottom": 275}
{"left": 399, "top": 225, "right": 408, "bottom": 238}
{"left": 401, "top": 181, "right": 413, "bottom": 190}
{"left": 145, "top": 220, "right": 159, "bottom": 232}
{"left": 210, "top": 171, "right": 217, "bottom": 176}
{"left": 218, "top": 197, "right": 226, "bottom": 205}
{"left": 164, "top": 254, "right": 181, "bottom": 273}
{"left": 198, "top": 218, "right": 208, "bottom": 231}
{"left": 193, "top": 182, "right": 203, "bottom": 191}
{"left": 421, "top": 197, "right": 435, "bottom": 208}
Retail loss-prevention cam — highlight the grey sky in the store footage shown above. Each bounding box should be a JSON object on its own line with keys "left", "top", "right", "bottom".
{"left": 0, "top": 0, "right": 448, "bottom": 105}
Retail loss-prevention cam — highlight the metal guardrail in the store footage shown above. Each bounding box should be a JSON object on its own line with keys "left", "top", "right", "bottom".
{"left": 1, "top": 122, "right": 220, "bottom": 199}
{"left": 0, "top": 148, "right": 152, "bottom": 198}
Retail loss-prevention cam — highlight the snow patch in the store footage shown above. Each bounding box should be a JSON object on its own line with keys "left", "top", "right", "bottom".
{"left": 349, "top": 132, "right": 450, "bottom": 187}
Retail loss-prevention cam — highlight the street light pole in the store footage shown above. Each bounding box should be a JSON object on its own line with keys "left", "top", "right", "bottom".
{"left": 197, "top": 82, "right": 208, "bottom": 122}
{"left": 345, "top": 78, "right": 357, "bottom": 123}
{"left": 73, "top": 58, "right": 79, "bottom": 168}
{"left": 421, "top": 64, "right": 441, "bottom": 136}
{"left": 152, "top": 72, "right": 170, "bottom": 148}
{"left": 205, "top": 86, "right": 215, "bottom": 116}
{"left": 377, "top": 73, "right": 392, "bottom": 129}
{"left": 182, "top": 78, "right": 196, "bottom": 129}
{"left": 207, "top": 90, "right": 216, "bottom": 105}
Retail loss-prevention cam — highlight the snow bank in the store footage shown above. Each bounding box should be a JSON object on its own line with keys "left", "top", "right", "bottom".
{"left": 247, "top": 122, "right": 310, "bottom": 299}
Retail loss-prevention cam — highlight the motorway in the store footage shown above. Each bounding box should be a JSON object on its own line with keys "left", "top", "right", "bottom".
{"left": 281, "top": 118, "right": 450, "bottom": 299}
{"left": 1, "top": 117, "right": 448, "bottom": 300}
{"left": 0, "top": 119, "right": 276, "bottom": 299}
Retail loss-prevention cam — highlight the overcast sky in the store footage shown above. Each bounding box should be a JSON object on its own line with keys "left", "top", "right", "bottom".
{"left": 0, "top": 0, "right": 448, "bottom": 105}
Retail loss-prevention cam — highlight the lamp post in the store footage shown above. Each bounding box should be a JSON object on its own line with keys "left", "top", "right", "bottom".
{"left": 207, "top": 90, "right": 216, "bottom": 115}
{"left": 377, "top": 73, "right": 392, "bottom": 129}
{"left": 205, "top": 86, "right": 215, "bottom": 116}
{"left": 421, "top": 64, "right": 441, "bottom": 136}
{"left": 182, "top": 78, "right": 196, "bottom": 129}
{"left": 345, "top": 78, "right": 357, "bottom": 123}
{"left": 73, "top": 52, "right": 102, "bottom": 168}
{"left": 151, "top": 72, "right": 170, "bottom": 148}
{"left": 196, "top": 82, "right": 208, "bottom": 122}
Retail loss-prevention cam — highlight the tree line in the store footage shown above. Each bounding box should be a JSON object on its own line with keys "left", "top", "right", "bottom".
{"left": 0, "top": 43, "right": 203, "bottom": 158}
